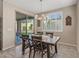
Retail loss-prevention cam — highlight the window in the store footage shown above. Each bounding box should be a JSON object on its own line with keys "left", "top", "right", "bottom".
{"left": 27, "top": 19, "right": 34, "bottom": 34}
{"left": 21, "top": 19, "right": 34, "bottom": 35}
{"left": 43, "top": 11, "right": 63, "bottom": 32}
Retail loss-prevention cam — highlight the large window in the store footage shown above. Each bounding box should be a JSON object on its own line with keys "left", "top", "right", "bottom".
{"left": 43, "top": 11, "right": 63, "bottom": 32}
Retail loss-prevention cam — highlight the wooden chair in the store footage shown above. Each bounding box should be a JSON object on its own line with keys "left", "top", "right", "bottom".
{"left": 27, "top": 35, "right": 34, "bottom": 58}
{"left": 46, "top": 32, "right": 53, "bottom": 38}
{"left": 32, "top": 35, "right": 47, "bottom": 58}
{"left": 21, "top": 34, "right": 35, "bottom": 57}
{"left": 21, "top": 35, "right": 29, "bottom": 55}
{"left": 46, "top": 32, "right": 54, "bottom": 50}
{"left": 37, "top": 32, "right": 43, "bottom": 35}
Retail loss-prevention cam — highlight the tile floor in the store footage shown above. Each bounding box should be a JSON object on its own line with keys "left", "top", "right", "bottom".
{"left": 0, "top": 44, "right": 79, "bottom": 58}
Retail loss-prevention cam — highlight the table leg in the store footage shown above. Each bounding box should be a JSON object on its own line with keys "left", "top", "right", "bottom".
{"left": 55, "top": 44, "right": 57, "bottom": 53}
{"left": 22, "top": 39, "right": 25, "bottom": 55}
{"left": 22, "top": 43, "right": 25, "bottom": 55}
{"left": 47, "top": 44, "right": 50, "bottom": 58}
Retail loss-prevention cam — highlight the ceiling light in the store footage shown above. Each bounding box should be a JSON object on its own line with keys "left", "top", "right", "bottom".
{"left": 35, "top": 0, "right": 45, "bottom": 20}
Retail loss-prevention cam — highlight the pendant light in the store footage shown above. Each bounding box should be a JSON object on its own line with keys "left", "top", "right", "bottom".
{"left": 35, "top": 0, "right": 45, "bottom": 20}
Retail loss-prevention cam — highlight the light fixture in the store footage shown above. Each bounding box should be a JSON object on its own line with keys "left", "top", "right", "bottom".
{"left": 35, "top": 0, "right": 45, "bottom": 20}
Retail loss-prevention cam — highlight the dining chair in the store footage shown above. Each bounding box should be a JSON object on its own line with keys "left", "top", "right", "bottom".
{"left": 21, "top": 35, "right": 29, "bottom": 55}
{"left": 46, "top": 32, "right": 53, "bottom": 38}
{"left": 27, "top": 36, "right": 34, "bottom": 58}
{"left": 21, "top": 34, "right": 35, "bottom": 57}
{"left": 32, "top": 35, "right": 47, "bottom": 58}
{"left": 46, "top": 32, "right": 54, "bottom": 50}
{"left": 37, "top": 32, "right": 43, "bottom": 35}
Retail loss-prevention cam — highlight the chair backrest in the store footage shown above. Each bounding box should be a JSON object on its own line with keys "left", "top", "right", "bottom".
{"left": 21, "top": 35, "right": 28, "bottom": 41}
{"left": 37, "top": 32, "right": 43, "bottom": 35}
{"left": 26, "top": 35, "right": 33, "bottom": 47}
{"left": 32, "top": 35, "right": 43, "bottom": 49}
{"left": 46, "top": 32, "right": 53, "bottom": 38}
{"left": 21, "top": 35, "right": 29, "bottom": 48}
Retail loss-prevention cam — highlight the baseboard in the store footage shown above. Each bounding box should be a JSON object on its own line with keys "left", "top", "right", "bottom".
{"left": 77, "top": 48, "right": 79, "bottom": 53}
{"left": 58, "top": 42, "right": 77, "bottom": 47}
{"left": 2, "top": 45, "right": 15, "bottom": 51}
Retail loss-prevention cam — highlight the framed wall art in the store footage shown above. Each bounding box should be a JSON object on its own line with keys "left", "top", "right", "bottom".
{"left": 66, "top": 16, "right": 72, "bottom": 26}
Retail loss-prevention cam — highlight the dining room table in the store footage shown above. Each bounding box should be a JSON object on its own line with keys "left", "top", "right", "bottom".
{"left": 32, "top": 34, "right": 60, "bottom": 58}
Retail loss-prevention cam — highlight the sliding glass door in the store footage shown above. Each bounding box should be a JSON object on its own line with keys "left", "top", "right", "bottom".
{"left": 16, "top": 15, "right": 34, "bottom": 45}
{"left": 21, "top": 17, "right": 34, "bottom": 35}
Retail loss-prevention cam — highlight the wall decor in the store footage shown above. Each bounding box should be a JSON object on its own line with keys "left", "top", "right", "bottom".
{"left": 37, "top": 20, "right": 41, "bottom": 27}
{"left": 66, "top": 16, "right": 72, "bottom": 26}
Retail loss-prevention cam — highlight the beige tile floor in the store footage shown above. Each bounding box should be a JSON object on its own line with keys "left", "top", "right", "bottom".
{"left": 0, "top": 44, "right": 79, "bottom": 58}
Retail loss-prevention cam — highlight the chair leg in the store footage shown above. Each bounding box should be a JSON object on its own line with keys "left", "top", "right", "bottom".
{"left": 29, "top": 48, "right": 32, "bottom": 58}
{"left": 33, "top": 48, "right": 36, "bottom": 58}
{"left": 55, "top": 44, "right": 57, "bottom": 53}
{"left": 38, "top": 51, "right": 40, "bottom": 53}
{"left": 51, "top": 45, "right": 52, "bottom": 50}
{"left": 41, "top": 51, "right": 43, "bottom": 58}
{"left": 22, "top": 42, "right": 25, "bottom": 55}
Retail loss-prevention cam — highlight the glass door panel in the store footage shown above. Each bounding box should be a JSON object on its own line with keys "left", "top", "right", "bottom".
{"left": 27, "top": 19, "right": 34, "bottom": 35}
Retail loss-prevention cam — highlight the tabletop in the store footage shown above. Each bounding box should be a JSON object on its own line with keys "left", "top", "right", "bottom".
{"left": 32, "top": 34, "right": 60, "bottom": 45}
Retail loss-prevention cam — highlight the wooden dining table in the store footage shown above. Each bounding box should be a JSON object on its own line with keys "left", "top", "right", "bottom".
{"left": 32, "top": 34, "right": 60, "bottom": 58}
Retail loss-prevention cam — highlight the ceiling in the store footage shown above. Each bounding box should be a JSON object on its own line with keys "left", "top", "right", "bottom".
{"left": 4, "top": 0, "right": 77, "bottom": 14}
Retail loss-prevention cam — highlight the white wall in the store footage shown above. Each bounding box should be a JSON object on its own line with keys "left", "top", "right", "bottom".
{"left": 59, "top": 5, "right": 77, "bottom": 46}
{"left": 0, "top": 0, "right": 3, "bottom": 17}
{"left": 77, "top": 1, "right": 79, "bottom": 52}
{"left": 3, "top": 1, "right": 34, "bottom": 50}
{"left": 36, "top": 5, "right": 77, "bottom": 46}
{"left": 0, "top": 0, "right": 3, "bottom": 50}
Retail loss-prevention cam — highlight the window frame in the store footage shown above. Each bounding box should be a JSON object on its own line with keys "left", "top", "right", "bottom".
{"left": 43, "top": 11, "right": 64, "bottom": 32}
